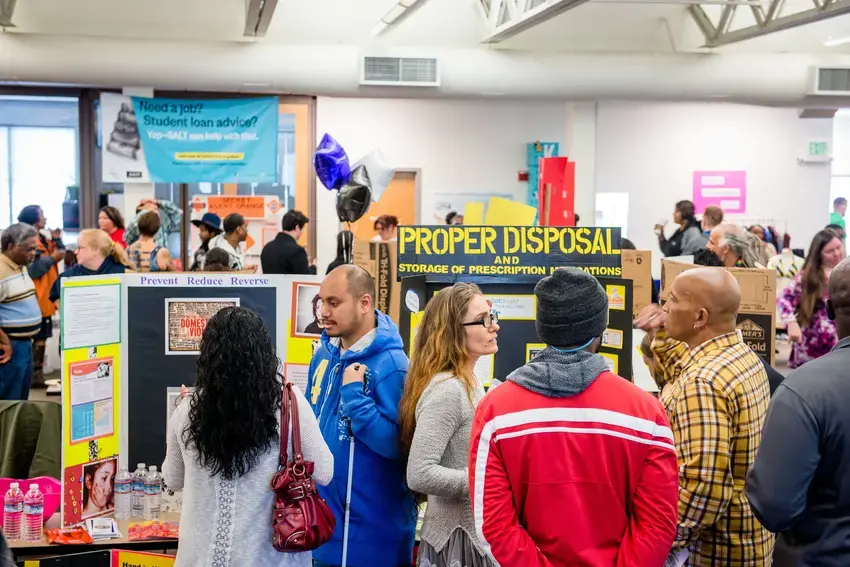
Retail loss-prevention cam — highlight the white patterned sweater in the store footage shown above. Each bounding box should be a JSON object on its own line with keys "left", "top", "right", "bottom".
{"left": 163, "top": 385, "right": 334, "bottom": 567}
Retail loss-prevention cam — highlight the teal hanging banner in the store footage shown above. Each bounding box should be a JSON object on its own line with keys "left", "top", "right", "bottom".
{"left": 101, "top": 93, "right": 279, "bottom": 184}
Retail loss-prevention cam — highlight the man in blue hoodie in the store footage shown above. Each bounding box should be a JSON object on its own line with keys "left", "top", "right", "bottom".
{"left": 307, "top": 264, "right": 414, "bottom": 567}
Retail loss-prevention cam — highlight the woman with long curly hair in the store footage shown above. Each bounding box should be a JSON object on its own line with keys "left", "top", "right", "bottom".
{"left": 778, "top": 229, "right": 845, "bottom": 368}
{"left": 162, "top": 306, "right": 333, "bottom": 567}
{"left": 399, "top": 283, "right": 499, "bottom": 567}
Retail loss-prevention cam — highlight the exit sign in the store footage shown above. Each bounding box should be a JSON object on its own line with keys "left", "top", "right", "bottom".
{"left": 809, "top": 141, "right": 828, "bottom": 156}
{"left": 801, "top": 139, "right": 831, "bottom": 163}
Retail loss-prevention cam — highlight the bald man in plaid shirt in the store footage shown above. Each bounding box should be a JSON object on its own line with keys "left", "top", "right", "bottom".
{"left": 637, "top": 267, "right": 773, "bottom": 566}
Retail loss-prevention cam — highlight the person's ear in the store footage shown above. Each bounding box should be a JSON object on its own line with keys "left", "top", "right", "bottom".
{"left": 589, "top": 336, "right": 603, "bottom": 354}
{"left": 85, "top": 473, "right": 93, "bottom": 491}
{"left": 360, "top": 294, "right": 371, "bottom": 314}
{"left": 828, "top": 299, "right": 836, "bottom": 321}
{"left": 694, "top": 307, "right": 709, "bottom": 331}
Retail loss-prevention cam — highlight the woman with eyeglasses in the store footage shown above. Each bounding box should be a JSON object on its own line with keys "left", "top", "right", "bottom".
{"left": 398, "top": 283, "right": 499, "bottom": 567}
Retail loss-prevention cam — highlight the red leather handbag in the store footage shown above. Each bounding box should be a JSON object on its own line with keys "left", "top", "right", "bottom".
{"left": 270, "top": 381, "right": 336, "bottom": 552}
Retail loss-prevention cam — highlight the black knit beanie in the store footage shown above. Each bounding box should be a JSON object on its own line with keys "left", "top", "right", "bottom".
{"left": 534, "top": 268, "right": 608, "bottom": 347}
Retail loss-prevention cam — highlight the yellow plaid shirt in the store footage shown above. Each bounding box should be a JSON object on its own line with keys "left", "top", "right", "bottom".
{"left": 653, "top": 330, "right": 774, "bottom": 567}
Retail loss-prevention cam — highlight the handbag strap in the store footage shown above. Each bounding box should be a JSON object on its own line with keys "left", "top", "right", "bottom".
{"left": 279, "top": 382, "right": 291, "bottom": 469}
{"left": 288, "top": 382, "right": 304, "bottom": 463}
{"left": 278, "top": 380, "right": 305, "bottom": 468}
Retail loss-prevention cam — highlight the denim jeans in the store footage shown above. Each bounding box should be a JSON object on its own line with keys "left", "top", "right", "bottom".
{"left": 0, "top": 339, "right": 33, "bottom": 400}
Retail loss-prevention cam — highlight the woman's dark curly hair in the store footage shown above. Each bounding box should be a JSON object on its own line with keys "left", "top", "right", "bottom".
{"left": 183, "top": 306, "right": 281, "bottom": 480}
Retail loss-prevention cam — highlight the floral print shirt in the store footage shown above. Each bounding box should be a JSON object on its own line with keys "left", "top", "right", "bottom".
{"left": 777, "top": 273, "right": 837, "bottom": 368}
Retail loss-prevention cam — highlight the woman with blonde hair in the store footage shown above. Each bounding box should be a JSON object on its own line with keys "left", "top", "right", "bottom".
{"left": 49, "top": 229, "right": 129, "bottom": 303}
{"left": 399, "top": 283, "right": 499, "bottom": 567}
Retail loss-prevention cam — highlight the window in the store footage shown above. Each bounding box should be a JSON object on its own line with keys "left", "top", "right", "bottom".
{"left": 595, "top": 192, "right": 630, "bottom": 237}
{"left": 0, "top": 96, "right": 80, "bottom": 242}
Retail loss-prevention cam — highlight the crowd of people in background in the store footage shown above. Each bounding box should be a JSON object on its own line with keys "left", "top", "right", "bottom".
{"left": 6, "top": 191, "right": 850, "bottom": 567}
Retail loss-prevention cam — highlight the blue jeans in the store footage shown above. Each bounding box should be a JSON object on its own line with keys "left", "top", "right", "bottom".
{"left": 0, "top": 339, "right": 33, "bottom": 400}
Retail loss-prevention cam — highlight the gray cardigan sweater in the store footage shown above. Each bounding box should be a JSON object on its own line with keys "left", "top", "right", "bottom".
{"left": 407, "top": 373, "right": 485, "bottom": 554}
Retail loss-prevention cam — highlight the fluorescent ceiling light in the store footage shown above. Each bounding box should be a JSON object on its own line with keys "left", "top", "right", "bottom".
{"left": 382, "top": 4, "right": 407, "bottom": 23}
{"left": 399, "top": 0, "right": 419, "bottom": 7}
{"left": 824, "top": 36, "right": 850, "bottom": 47}
{"left": 371, "top": 21, "right": 389, "bottom": 36}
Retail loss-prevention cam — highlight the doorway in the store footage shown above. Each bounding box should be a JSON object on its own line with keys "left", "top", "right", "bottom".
{"left": 351, "top": 170, "right": 418, "bottom": 241}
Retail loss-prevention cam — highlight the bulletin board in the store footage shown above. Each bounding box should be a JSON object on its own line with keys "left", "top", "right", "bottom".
{"left": 399, "top": 276, "right": 633, "bottom": 385}
{"left": 60, "top": 273, "right": 322, "bottom": 527}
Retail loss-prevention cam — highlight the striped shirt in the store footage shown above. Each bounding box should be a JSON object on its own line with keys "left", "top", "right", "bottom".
{"left": 653, "top": 330, "right": 774, "bottom": 566}
{"left": 0, "top": 253, "right": 42, "bottom": 339}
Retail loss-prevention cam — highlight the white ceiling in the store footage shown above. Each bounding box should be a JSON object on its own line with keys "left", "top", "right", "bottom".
{"left": 7, "top": 0, "right": 850, "bottom": 54}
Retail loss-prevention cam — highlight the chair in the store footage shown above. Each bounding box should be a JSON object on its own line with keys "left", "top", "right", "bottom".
{"left": 0, "top": 400, "right": 61, "bottom": 480}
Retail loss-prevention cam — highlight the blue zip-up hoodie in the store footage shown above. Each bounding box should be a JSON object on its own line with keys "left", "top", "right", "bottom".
{"left": 306, "top": 311, "right": 415, "bottom": 567}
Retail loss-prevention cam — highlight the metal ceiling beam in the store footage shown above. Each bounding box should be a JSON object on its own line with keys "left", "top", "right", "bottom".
{"left": 481, "top": 0, "right": 593, "bottom": 43}
{"left": 690, "top": 0, "right": 850, "bottom": 47}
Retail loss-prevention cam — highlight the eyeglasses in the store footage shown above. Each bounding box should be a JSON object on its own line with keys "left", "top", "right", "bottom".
{"left": 462, "top": 311, "right": 500, "bottom": 328}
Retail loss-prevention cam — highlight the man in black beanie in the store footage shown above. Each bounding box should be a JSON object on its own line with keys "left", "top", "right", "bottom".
{"left": 468, "top": 268, "right": 679, "bottom": 567}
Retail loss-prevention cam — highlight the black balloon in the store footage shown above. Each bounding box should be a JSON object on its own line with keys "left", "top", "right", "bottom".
{"left": 336, "top": 165, "right": 372, "bottom": 223}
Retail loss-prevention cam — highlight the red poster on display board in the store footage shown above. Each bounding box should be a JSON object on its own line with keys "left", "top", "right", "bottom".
{"left": 538, "top": 157, "right": 576, "bottom": 226}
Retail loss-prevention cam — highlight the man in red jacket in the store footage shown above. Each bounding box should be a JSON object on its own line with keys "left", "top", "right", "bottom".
{"left": 469, "top": 268, "right": 679, "bottom": 567}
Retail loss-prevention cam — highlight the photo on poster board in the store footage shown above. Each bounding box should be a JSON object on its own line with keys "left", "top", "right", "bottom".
{"left": 165, "top": 298, "right": 240, "bottom": 355}
{"left": 526, "top": 343, "right": 546, "bottom": 363}
{"left": 81, "top": 456, "right": 117, "bottom": 521}
{"left": 291, "top": 283, "right": 323, "bottom": 338}
{"left": 602, "top": 328, "right": 624, "bottom": 350}
{"left": 70, "top": 357, "right": 115, "bottom": 445}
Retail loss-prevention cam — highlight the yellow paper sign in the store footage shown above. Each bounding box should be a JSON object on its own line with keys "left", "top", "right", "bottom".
{"left": 111, "top": 550, "right": 175, "bottom": 567}
{"left": 463, "top": 202, "right": 485, "bottom": 225}
{"left": 484, "top": 196, "right": 537, "bottom": 226}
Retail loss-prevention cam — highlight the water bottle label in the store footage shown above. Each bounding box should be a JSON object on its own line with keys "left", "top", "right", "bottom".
{"left": 24, "top": 504, "right": 43, "bottom": 515}
{"left": 4, "top": 503, "right": 22, "bottom": 513}
{"left": 115, "top": 480, "right": 132, "bottom": 494}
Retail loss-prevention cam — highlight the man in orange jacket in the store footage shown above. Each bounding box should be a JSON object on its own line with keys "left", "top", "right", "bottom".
{"left": 17, "top": 205, "right": 64, "bottom": 389}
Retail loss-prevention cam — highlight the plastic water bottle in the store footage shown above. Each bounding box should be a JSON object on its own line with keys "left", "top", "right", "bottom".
{"left": 144, "top": 466, "right": 162, "bottom": 520}
{"left": 23, "top": 484, "right": 43, "bottom": 542}
{"left": 3, "top": 482, "right": 24, "bottom": 541}
{"left": 132, "top": 463, "right": 146, "bottom": 518}
{"left": 114, "top": 467, "right": 133, "bottom": 520}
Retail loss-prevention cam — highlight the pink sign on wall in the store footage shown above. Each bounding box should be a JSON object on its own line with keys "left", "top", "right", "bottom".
{"left": 692, "top": 170, "right": 747, "bottom": 214}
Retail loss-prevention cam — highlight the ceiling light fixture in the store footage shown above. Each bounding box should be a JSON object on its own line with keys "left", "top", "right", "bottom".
{"left": 824, "top": 36, "right": 850, "bottom": 47}
{"left": 373, "top": 0, "right": 423, "bottom": 36}
{"left": 243, "top": 0, "right": 279, "bottom": 37}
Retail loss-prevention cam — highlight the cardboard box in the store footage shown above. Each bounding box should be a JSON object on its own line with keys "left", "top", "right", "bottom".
{"left": 660, "top": 259, "right": 777, "bottom": 365}
{"left": 353, "top": 239, "right": 401, "bottom": 325}
{"left": 622, "top": 250, "right": 652, "bottom": 315}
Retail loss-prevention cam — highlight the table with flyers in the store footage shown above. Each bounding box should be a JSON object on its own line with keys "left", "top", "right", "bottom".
{"left": 8, "top": 512, "right": 180, "bottom": 560}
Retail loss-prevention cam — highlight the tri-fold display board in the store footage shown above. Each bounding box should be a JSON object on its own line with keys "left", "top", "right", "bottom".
{"left": 59, "top": 273, "right": 324, "bottom": 527}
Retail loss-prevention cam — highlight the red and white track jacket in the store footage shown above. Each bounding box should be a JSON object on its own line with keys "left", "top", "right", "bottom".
{"left": 468, "top": 370, "right": 678, "bottom": 567}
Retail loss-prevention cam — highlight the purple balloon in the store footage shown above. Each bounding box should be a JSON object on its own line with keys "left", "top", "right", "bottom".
{"left": 314, "top": 133, "right": 351, "bottom": 191}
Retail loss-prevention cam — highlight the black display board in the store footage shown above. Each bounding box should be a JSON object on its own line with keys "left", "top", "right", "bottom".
{"left": 399, "top": 276, "right": 633, "bottom": 383}
{"left": 126, "top": 286, "right": 277, "bottom": 468}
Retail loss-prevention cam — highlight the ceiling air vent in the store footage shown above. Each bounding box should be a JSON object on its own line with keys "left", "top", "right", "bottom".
{"left": 811, "top": 67, "right": 850, "bottom": 96}
{"left": 361, "top": 57, "right": 440, "bottom": 87}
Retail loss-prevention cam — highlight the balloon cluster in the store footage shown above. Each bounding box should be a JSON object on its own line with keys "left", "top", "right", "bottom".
{"left": 314, "top": 133, "right": 394, "bottom": 223}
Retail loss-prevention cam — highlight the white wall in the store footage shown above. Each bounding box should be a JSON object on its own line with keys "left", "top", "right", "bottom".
{"left": 315, "top": 97, "right": 567, "bottom": 270}
{"left": 594, "top": 102, "right": 833, "bottom": 276}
